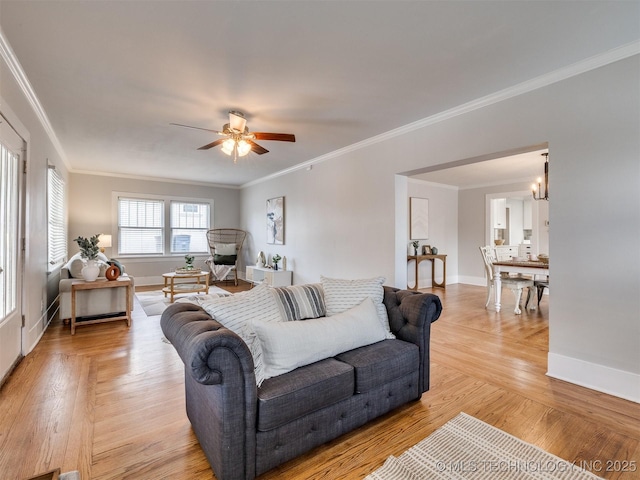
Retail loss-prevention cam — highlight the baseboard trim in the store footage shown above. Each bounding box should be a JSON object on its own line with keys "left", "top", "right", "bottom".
{"left": 547, "top": 352, "right": 640, "bottom": 403}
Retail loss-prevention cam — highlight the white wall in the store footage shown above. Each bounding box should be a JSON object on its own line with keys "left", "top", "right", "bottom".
{"left": 241, "top": 56, "right": 640, "bottom": 401}
{"left": 68, "top": 173, "right": 241, "bottom": 285}
{"left": 1, "top": 51, "right": 68, "bottom": 353}
{"left": 407, "top": 179, "right": 458, "bottom": 288}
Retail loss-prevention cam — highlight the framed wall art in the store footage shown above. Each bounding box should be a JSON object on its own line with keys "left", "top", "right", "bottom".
{"left": 410, "top": 197, "right": 429, "bottom": 240}
{"left": 266, "top": 196, "right": 285, "bottom": 245}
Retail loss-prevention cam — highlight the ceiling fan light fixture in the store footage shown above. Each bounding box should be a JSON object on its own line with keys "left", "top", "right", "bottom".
{"left": 237, "top": 139, "right": 251, "bottom": 157}
{"left": 221, "top": 138, "right": 235, "bottom": 155}
{"left": 229, "top": 111, "right": 247, "bottom": 133}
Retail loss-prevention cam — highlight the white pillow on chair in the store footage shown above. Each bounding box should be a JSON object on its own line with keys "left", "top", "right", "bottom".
{"left": 214, "top": 243, "right": 237, "bottom": 255}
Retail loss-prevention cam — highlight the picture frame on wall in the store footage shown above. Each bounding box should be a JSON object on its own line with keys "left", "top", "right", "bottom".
{"left": 410, "top": 197, "right": 429, "bottom": 240}
{"left": 267, "top": 196, "right": 285, "bottom": 245}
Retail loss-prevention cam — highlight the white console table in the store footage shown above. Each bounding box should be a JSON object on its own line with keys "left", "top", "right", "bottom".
{"left": 246, "top": 266, "right": 292, "bottom": 287}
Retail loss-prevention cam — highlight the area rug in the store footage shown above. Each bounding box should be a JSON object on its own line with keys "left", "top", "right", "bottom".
{"left": 365, "top": 412, "right": 602, "bottom": 480}
{"left": 136, "top": 286, "right": 230, "bottom": 316}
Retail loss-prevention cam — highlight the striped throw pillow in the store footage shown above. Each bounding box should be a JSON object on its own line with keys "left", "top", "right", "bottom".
{"left": 199, "top": 282, "right": 284, "bottom": 387}
{"left": 320, "top": 276, "right": 394, "bottom": 339}
{"left": 271, "top": 284, "right": 325, "bottom": 321}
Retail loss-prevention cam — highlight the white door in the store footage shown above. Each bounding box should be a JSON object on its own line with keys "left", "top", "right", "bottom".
{"left": 0, "top": 116, "right": 24, "bottom": 382}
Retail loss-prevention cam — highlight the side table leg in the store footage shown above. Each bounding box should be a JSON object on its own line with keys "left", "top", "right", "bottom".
{"left": 126, "top": 283, "right": 132, "bottom": 327}
{"left": 71, "top": 288, "right": 77, "bottom": 335}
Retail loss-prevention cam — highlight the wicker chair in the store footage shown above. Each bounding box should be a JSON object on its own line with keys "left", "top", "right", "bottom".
{"left": 206, "top": 228, "right": 247, "bottom": 286}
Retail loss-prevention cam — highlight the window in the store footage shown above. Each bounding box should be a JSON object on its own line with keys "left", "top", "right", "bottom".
{"left": 118, "top": 197, "right": 164, "bottom": 255}
{"left": 170, "top": 201, "right": 210, "bottom": 253}
{"left": 47, "top": 166, "right": 67, "bottom": 270}
{"left": 116, "top": 194, "right": 212, "bottom": 256}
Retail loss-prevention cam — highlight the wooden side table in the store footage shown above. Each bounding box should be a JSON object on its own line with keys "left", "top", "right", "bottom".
{"left": 70, "top": 277, "right": 132, "bottom": 335}
{"left": 407, "top": 254, "right": 447, "bottom": 290}
{"left": 162, "top": 271, "right": 209, "bottom": 302}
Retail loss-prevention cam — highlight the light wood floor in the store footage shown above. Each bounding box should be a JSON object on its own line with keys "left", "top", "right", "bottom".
{"left": 1, "top": 283, "right": 639, "bottom": 479}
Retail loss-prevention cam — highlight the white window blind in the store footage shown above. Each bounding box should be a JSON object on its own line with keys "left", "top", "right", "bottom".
{"left": 47, "top": 166, "right": 67, "bottom": 270}
{"left": 118, "top": 197, "right": 164, "bottom": 255}
{"left": 170, "top": 201, "right": 210, "bottom": 253}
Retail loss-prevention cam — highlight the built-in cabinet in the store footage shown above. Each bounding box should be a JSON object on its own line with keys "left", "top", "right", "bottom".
{"left": 491, "top": 198, "right": 507, "bottom": 228}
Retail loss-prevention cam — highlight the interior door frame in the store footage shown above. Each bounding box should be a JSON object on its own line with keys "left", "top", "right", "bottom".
{"left": 0, "top": 108, "right": 26, "bottom": 384}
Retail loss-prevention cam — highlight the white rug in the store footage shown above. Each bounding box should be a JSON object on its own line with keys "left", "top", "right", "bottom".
{"left": 136, "top": 286, "right": 230, "bottom": 316}
{"left": 365, "top": 413, "right": 603, "bottom": 480}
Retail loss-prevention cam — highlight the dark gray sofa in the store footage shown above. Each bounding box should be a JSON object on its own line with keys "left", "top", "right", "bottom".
{"left": 161, "top": 286, "right": 442, "bottom": 480}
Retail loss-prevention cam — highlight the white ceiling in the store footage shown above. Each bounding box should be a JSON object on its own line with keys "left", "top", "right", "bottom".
{"left": 1, "top": 1, "right": 638, "bottom": 187}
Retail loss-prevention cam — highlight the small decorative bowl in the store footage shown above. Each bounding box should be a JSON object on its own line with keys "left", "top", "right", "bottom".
{"left": 537, "top": 254, "right": 549, "bottom": 264}
{"left": 494, "top": 239, "right": 505, "bottom": 245}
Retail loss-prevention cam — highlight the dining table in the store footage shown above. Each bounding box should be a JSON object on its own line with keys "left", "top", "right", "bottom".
{"left": 492, "top": 260, "right": 549, "bottom": 312}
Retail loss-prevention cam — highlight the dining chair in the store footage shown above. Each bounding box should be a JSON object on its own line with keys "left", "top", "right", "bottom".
{"left": 525, "top": 276, "right": 549, "bottom": 310}
{"left": 479, "top": 246, "right": 534, "bottom": 314}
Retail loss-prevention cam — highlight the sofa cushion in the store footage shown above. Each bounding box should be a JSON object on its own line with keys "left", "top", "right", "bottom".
{"left": 321, "top": 275, "right": 394, "bottom": 339}
{"left": 251, "top": 297, "right": 388, "bottom": 381}
{"left": 257, "top": 358, "right": 354, "bottom": 432}
{"left": 271, "top": 283, "right": 325, "bottom": 321}
{"left": 335, "top": 339, "right": 419, "bottom": 393}
{"left": 198, "top": 283, "right": 283, "bottom": 387}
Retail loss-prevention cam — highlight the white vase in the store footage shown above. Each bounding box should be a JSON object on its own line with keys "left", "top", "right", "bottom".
{"left": 81, "top": 259, "right": 100, "bottom": 282}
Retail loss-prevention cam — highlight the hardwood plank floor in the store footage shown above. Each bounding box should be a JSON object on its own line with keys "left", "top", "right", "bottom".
{"left": 1, "top": 283, "right": 638, "bottom": 479}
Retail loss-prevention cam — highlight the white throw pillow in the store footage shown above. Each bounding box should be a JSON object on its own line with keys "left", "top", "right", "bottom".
{"left": 214, "top": 243, "right": 237, "bottom": 255}
{"left": 198, "top": 283, "right": 283, "bottom": 386}
{"left": 321, "top": 275, "right": 394, "bottom": 339}
{"left": 251, "top": 297, "right": 387, "bottom": 381}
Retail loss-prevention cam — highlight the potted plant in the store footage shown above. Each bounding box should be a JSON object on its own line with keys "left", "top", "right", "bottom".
{"left": 74, "top": 234, "right": 101, "bottom": 281}
{"left": 272, "top": 254, "right": 282, "bottom": 271}
{"left": 411, "top": 240, "right": 420, "bottom": 255}
{"left": 185, "top": 254, "right": 195, "bottom": 270}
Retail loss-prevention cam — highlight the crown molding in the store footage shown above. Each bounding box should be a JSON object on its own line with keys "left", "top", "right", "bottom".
{"left": 71, "top": 168, "right": 240, "bottom": 190}
{"left": 0, "top": 28, "right": 70, "bottom": 168}
{"left": 243, "top": 40, "right": 640, "bottom": 188}
{"left": 1, "top": 23, "right": 637, "bottom": 188}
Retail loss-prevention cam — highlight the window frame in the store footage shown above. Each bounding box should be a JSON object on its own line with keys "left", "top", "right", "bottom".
{"left": 47, "top": 165, "right": 67, "bottom": 271}
{"left": 112, "top": 192, "right": 213, "bottom": 258}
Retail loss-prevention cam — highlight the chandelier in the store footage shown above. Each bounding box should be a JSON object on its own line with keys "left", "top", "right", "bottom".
{"left": 531, "top": 152, "right": 549, "bottom": 201}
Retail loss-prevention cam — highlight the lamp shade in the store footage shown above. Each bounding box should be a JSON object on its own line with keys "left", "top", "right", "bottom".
{"left": 98, "top": 234, "right": 112, "bottom": 249}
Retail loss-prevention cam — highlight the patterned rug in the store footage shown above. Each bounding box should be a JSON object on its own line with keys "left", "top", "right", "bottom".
{"left": 365, "top": 413, "right": 603, "bottom": 479}
{"left": 136, "top": 286, "right": 230, "bottom": 316}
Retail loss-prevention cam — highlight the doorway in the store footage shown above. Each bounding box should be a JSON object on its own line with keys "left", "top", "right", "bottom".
{"left": 0, "top": 114, "right": 25, "bottom": 383}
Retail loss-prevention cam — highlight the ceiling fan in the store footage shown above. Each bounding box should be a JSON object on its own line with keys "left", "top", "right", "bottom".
{"left": 171, "top": 111, "right": 295, "bottom": 162}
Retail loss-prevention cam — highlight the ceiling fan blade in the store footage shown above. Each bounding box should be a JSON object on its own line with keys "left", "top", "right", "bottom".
{"left": 252, "top": 132, "right": 296, "bottom": 142}
{"left": 170, "top": 123, "right": 223, "bottom": 135}
{"left": 249, "top": 140, "right": 269, "bottom": 155}
{"left": 198, "top": 139, "right": 226, "bottom": 150}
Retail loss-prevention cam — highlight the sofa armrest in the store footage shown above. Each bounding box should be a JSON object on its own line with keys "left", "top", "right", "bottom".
{"left": 161, "top": 303, "right": 256, "bottom": 386}
{"left": 383, "top": 286, "right": 442, "bottom": 393}
{"left": 160, "top": 303, "right": 258, "bottom": 480}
